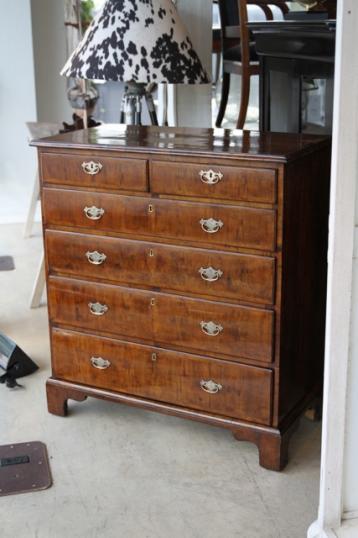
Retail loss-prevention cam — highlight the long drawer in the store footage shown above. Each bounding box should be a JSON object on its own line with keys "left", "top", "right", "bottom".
{"left": 45, "top": 230, "right": 276, "bottom": 305}
{"left": 48, "top": 277, "right": 274, "bottom": 364}
{"left": 41, "top": 152, "right": 148, "bottom": 192}
{"left": 51, "top": 328, "right": 273, "bottom": 424}
{"left": 150, "top": 160, "right": 277, "bottom": 203}
{"left": 42, "top": 188, "right": 276, "bottom": 252}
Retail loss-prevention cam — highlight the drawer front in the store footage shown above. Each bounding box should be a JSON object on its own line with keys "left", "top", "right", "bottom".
{"left": 151, "top": 160, "right": 277, "bottom": 203}
{"left": 43, "top": 188, "right": 276, "bottom": 252}
{"left": 46, "top": 230, "right": 276, "bottom": 305}
{"left": 48, "top": 277, "right": 274, "bottom": 363}
{"left": 41, "top": 153, "right": 148, "bottom": 192}
{"left": 52, "top": 329, "right": 273, "bottom": 424}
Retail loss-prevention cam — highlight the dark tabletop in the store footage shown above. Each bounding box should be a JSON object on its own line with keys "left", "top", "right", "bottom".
{"left": 248, "top": 20, "right": 336, "bottom": 31}
{"left": 248, "top": 19, "right": 336, "bottom": 62}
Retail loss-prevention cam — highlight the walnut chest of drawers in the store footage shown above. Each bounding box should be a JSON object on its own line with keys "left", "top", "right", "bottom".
{"left": 33, "top": 125, "right": 331, "bottom": 471}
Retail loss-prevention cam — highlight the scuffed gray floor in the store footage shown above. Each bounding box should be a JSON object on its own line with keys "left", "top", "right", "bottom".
{"left": 0, "top": 224, "right": 321, "bottom": 538}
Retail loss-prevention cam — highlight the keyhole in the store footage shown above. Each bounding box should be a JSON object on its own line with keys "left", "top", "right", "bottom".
{"left": 149, "top": 249, "right": 154, "bottom": 257}
{"left": 150, "top": 298, "right": 155, "bottom": 306}
{"left": 151, "top": 353, "right": 157, "bottom": 362}
{"left": 148, "top": 204, "right": 154, "bottom": 214}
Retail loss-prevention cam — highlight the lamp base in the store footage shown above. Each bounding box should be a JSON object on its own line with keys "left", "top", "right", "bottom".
{"left": 119, "top": 82, "right": 158, "bottom": 126}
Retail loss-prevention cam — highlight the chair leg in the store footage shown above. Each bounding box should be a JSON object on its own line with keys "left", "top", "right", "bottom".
{"left": 215, "top": 72, "right": 230, "bottom": 128}
{"left": 236, "top": 71, "right": 251, "bottom": 130}
{"left": 30, "top": 253, "right": 46, "bottom": 309}
{"left": 213, "top": 53, "right": 221, "bottom": 85}
{"left": 23, "top": 169, "right": 40, "bottom": 238}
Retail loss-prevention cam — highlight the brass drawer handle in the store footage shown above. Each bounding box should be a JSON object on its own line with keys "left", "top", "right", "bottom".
{"left": 90, "top": 356, "right": 111, "bottom": 370}
{"left": 199, "top": 169, "right": 223, "bottom": 185}
{"left": 86, "top": 251, "right": 107, "bottom": 265}
{"left": 82, "top": 161, "right": 103, "bottom": 175}
{"left": 200, "top": 218, "right": 224, "bottom": 234}
{"left": 88, "top": 302, "right": 108, "bottom": 316}
{"left": 84, "top": 206, "right": 105, "bottom": 221}
{"left": 199, "top": 266, "right": 223, "bottom": 282}
{"left": 200, "top": 379, "right": 223, "bottom": 394}
{"left": 200, "top": 321, "right": 223, "bottom": 337}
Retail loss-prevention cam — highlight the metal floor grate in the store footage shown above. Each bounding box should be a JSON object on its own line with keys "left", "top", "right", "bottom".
{"left": 0, "top": 442, "right": 52, "bottom": 496}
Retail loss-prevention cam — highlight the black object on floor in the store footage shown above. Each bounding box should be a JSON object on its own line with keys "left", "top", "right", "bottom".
{"left": 0, "top": 256, "right": 15, "bottom": 271}
{"left": 0, "top": 442, "right": 52, "bottom": 496}
{"left": 0, "top": 333, "right": 39, "bottom": 388}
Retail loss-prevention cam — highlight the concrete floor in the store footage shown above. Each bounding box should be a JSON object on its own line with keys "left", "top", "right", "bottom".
{"left": 0, "top": 223, "right": 321, "bottom": 538}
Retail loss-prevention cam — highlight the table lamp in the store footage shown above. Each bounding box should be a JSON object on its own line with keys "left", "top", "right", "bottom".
{"left": 61, "top": 0, "right": 209, "bottom": 125}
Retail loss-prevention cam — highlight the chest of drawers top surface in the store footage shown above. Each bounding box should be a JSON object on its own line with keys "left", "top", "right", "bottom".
{"left": 36, "top": 125, "right": 331, "bottom": 472}
{"left": 32, "top": 124, "right": 329, "bottom": 162}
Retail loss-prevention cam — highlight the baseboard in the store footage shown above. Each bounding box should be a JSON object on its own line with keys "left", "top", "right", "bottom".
{"left": 335, "top": 518, "right": 358, "bottom": 537}
{"left": 307, "top": 521, "right": 338, "bottom": 538}
{"left": 343, "top": 510, "right": 358, "bottom": 520}
{"left": 308, "top": 518, "right": 358, "bottom": 538}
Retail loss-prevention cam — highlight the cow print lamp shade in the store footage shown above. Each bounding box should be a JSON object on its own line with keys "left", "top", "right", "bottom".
{"left": 61, "top": 0, "right": 209, "bottom": 85}
{"left": 61, "top": 0, "right": 209, "bottom": 125}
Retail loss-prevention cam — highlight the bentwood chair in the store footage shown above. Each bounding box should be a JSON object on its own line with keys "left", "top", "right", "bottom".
{"left": 215, "top": 0, "right": 288, "bottom": 129}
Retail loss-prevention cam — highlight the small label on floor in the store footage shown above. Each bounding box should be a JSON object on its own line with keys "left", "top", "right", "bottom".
{"left": 0, "top": 455, "right": 30, "bottom": 467}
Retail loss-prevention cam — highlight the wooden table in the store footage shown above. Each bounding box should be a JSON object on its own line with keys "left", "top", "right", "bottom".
{"left": 249, "top": 20, "right": 336, "bottom": 133}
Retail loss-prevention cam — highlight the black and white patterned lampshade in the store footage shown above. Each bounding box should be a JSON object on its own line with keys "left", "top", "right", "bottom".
{"left": 61, "top": 0, "right": 209, "bottom": 84}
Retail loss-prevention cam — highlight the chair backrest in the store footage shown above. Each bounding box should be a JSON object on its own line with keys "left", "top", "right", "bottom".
{"left": 216, "top": 1, "right": 290, "bottom": 67}
{"left": 217, "top": 0, "right": 289, "bottom": 33}
{"left": 216, "top": 0, "right": 257, "bottom": 63}
{"left": 217, "top": 0, "right": 240, "bottom": 37}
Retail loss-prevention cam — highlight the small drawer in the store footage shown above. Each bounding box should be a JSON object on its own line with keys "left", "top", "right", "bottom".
{"left": 41, "top": 152, "right": 148, "bottom": 192}
{"left": 48, "top": 277, "right": 274, "bottom": 364}
{"left": 151, "top": 160, "right": 277, "bottom": 203}
{"left": 43, "top": 189, "right": 276, "bottom": 252}
{"left": 46, "top": 230, "right": 276, "bottom": 305}
{"left": 51, "top": 328, "right": 273, "bottom": 424}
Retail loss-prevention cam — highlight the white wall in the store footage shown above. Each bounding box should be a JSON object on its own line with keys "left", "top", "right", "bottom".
{"left": 0, "top": 0, "right": 37, "bottom": 200}
{"left": 307, "top": 2, "right": 358, "bottom": 536}
{"left": 340, "top": 0, "right": 358, "bottom": 519}
{"left": 343, "top": 227, "right": 358, "bottom": 515}
{"left": 31, "top": 0, "right": 72, "bottom": 123}
{"left": 0, "top": 0, "right": 73, "bottom": 223}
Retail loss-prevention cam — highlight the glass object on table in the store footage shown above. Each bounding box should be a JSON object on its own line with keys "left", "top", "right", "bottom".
{"left": 296, "top": 0, "right": 326, "bottom": 10}
{"left": 301, "top": 77, "right": 333, "bottom": 134}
